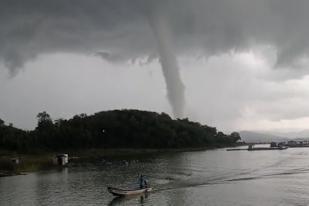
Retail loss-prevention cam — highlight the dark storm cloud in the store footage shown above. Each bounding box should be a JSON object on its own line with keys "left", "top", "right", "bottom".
{"left": 2, "top": 0, "right": 309, "bottom": 70}
{"left": 0, "top": 0, "right": 151, "bottom": 72}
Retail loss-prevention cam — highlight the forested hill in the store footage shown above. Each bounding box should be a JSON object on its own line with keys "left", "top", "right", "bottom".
{"left": 0, "top": 110, "right": 240, "bottom": 152}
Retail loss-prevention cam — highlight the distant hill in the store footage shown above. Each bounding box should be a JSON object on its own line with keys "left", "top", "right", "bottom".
{"left": 270, "top": 130, "right": 309, "bottom": 139}
{"left": 0, "top": 109, "right": 241, "bottom": 152}
{"left": 239, "top": 131, "right": 288, "bottom": 143}
{"left": 239, "top": 129, "right": 309, "bottom": 143}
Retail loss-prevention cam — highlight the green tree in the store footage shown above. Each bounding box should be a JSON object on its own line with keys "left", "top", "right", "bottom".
{"left": 36, "top": 111, "right": 53, "bottom": 130}
{"left": 0, "top": 118, "right": 4, "bottom": 127}
{"left": 230, "top": 132, "right": 241, "bottom": 141}
{"left": 54, "top": 118, "right": 65, "bottom": 127}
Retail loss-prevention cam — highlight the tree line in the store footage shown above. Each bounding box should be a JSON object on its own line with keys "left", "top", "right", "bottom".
{"left": 0, "top": 109, "right": 241, "bottom": 152}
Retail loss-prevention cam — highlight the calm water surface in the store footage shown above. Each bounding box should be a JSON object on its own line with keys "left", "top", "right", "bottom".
{"left": 2, "top": 146, "right": 309, "bottom": 206}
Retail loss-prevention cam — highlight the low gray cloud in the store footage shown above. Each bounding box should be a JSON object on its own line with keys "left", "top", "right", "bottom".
{"left": 95, "top": 51, "right": 127, "bottom": 63}
{"left": 2, "top": 0, "right": 309, "bottom": 70}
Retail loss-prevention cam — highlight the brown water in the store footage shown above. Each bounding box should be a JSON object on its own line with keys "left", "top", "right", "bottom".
{"left": 2, "top": 146, "right": 309, "bottom": 206}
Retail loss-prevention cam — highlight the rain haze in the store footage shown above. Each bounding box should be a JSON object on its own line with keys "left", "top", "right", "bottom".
{"left": 1, "top": 0, "right": 309, "bottom": 133}
{"left": 4, "top": 2, "right": 309, "bottom": 206}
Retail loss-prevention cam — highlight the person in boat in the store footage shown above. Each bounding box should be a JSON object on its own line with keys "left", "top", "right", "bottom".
{"left": 138, "top": 174, "right": 148, "bottom": 189}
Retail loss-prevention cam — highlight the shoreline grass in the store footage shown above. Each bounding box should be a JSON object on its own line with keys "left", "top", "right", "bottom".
{"left": 0, "top": 145, "right": 243, "bottom": 177}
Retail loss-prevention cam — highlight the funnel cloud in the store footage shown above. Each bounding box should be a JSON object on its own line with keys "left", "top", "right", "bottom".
{"left": 150, "top": 10, "right": 185, "bottom": 118}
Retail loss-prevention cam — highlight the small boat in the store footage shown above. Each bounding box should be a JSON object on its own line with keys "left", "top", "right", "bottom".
{"left": 107, "top": 187, "right": 152, "bottom": 196}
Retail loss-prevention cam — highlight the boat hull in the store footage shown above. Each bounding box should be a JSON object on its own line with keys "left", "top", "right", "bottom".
{"left": 107, "top": 187, "right": 152, "bottom": 196}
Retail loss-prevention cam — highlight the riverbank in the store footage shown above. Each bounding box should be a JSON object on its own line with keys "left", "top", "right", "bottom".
{"left": 0, "top": 153, "right": 56, "bottom": 177}
{"left": 1, "top": 146, "right": 240, "bottom": 177}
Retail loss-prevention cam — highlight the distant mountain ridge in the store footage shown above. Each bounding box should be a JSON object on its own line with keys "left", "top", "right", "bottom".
{"left": 239, "top": 131, "right": 288, "bottom": 143}
{"left": 270, "top": 130, "right": 309, "bottom": 139}
{"left": 239, "top": 130, "right": 309, "bottom": 143}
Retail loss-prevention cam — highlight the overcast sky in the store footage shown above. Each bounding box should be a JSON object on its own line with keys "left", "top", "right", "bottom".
{"left": 1, "top": 0, "right": 309, "bottom": 133}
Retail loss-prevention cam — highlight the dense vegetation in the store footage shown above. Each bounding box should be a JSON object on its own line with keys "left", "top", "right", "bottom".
{"left": 0, "top": 110, "right": 240, "bottom": 152}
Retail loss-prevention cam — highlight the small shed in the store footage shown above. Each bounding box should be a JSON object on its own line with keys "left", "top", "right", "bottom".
{"left": 270, "top": 142, "right": 277, "bottom": 148}
{"left": 56, "top": 154, "right": 69, "bottom": 166}
{"left": 11, "top": 158, "right": 20, "bottom": 165}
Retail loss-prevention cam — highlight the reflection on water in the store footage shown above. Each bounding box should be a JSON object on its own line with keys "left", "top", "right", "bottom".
{"left": 2, "top": 147, "right": 309, "bottom": 205}
{"left": 108, "top": 193, "right": 149, "bottom": 206}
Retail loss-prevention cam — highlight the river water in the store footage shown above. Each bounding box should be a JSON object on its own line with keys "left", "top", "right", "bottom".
{"left": 2, "top": 146, "right": 309, "bottom": 206}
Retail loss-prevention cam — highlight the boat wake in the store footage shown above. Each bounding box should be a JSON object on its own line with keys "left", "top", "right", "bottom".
{"left": 152, "top": 155, "right": 309, "bottom": 193}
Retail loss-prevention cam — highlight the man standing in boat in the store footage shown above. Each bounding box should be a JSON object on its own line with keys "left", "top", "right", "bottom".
{"left": 138, "top": 174, "right": 148, "bottom": 189}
